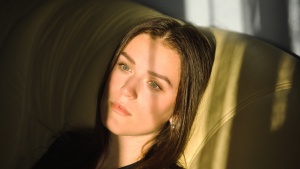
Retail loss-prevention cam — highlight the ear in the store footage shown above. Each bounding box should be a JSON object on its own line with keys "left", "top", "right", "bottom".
{"left": 169, "top": 115, "right": 177, "bottom": 124}
{"left": 169, "top": 115, "right": 178, "bottom": 130}
{"left": 169, "top": 116, "right": 174, "bottom": 124}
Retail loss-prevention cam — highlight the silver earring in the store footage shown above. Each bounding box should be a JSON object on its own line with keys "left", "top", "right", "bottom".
{"left": 171, "top": 122, "right": 175, "bottom": 129}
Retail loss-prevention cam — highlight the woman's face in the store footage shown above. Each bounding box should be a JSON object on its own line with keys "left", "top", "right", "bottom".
{"left": 101, "top": 33, "right": 181, "bottom": 137}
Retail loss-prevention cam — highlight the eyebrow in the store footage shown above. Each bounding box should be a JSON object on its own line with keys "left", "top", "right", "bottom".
{"left": 148, "top": 71, "right": 172, "bottom": 87}
{"left": 120, "top": 51, "right": 173, "bottom": 87}
{"left": 120, "top": 51, "right": 135, "bottom": 64}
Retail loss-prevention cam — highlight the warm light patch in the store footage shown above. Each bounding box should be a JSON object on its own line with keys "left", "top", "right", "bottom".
{"left": 271, "top": 56, "right": 296, "bottom": 131}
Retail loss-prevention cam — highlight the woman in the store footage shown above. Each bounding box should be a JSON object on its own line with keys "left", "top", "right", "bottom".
{"left": 33, "top": 17, "right": 215, "bottom": 169}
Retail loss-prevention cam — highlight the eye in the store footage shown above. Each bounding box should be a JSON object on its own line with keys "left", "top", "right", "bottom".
{"left": 148, "top": 81, "right": 162, "bottom": 91}
{"left": 118, "top": 63, "right": 131, "bottom": 72}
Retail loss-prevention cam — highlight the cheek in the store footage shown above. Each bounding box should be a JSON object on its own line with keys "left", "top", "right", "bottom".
{"left": 108, "top": 70, "right": 118, "bottom": 87}
{"left": 141, "top": 93, "right": 177, "bottom": 125}
{"left": 108, "top": 70, "right": 124, "bottom": 93}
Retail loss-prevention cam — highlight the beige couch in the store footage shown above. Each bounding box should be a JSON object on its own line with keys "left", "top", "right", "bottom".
{"left": 1, "top": 0, "right": 300, "bottom": 168}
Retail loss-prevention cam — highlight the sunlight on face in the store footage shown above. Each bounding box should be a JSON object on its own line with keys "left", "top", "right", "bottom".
{"left": 101, "top": 33, "right": 181, "bottom": 137}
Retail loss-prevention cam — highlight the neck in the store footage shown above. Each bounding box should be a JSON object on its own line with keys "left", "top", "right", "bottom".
{"left": 97, "top": 133, "right": 154, "bottom": 168}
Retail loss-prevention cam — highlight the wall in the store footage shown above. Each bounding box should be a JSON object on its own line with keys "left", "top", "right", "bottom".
{"left": 132, "top": 0, "right": 300, "bottom": 57}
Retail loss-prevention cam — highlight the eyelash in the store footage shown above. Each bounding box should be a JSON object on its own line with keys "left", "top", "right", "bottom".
{"left": 117, "top": 62, "right": 131, "bottom": 72}
{"left": 148, "top": 81, "right": 162, "bottom": 91}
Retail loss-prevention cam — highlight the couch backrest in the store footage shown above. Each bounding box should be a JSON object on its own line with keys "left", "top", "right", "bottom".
{"left": 1, "top": 0, "right": 300, "bottom": 169}
{"left": 0, "top": 0, "right": 163, "bottom": 168}
{"left": 186, "top": 28, "right": 300, "bottom": 169}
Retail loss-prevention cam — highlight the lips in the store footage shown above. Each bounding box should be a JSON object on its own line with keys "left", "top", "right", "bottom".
{"left": 111, "top": 102, "right": 132, "bottom": 116}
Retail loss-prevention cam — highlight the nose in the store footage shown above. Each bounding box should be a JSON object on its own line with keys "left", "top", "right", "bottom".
{"left": 120, "top": 77, "right": 138, "bottom": 99}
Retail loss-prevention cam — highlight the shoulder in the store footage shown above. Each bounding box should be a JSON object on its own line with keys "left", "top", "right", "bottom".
{"left": 32, "top": 131, "right": 98, "bottom": 169}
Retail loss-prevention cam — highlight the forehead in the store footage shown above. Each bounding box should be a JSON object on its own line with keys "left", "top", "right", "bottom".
{"left": 125, "top": 33, "right": 180, "bottom": 61}
{"left": 123, "top": 33, "right": 181, "bottom": 88}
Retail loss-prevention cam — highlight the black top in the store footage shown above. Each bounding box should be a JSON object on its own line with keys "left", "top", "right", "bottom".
{"left": 32, "top": 132, "right": 182, "bottom": 169}
{"left": 118, "top": 161, "right": 139, "bottom": 169}
{"left": 32, "top": 132, "right": 96, "bottom": 169}
{"left": 32, "top": 132, "right": 138, "bottom": 169}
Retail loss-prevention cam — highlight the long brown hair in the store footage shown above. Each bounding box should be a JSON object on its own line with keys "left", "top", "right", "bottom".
{"left": 96, "top": 17, "right": 215, "bottom": 169}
